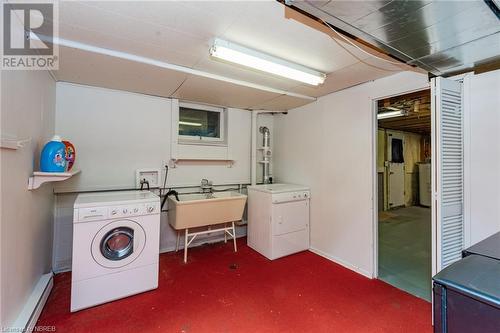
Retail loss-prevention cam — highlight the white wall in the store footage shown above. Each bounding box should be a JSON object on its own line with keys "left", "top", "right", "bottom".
{"left": 465, "top": 70, "right": 500, "bottom": 245}
{"left": 55, "top": 82, "right": 253, "bottom": 191}
{"left": 53, "top": 83, "right": 260, "bottom": 271}
{"left": 0, "top": 70, "right": 56, "bottom": 327}
{"left": 273, "top": 71, "right": 429, "bottom": 277}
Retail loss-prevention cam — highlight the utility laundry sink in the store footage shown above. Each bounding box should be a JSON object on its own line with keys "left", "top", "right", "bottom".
{"left": 167, "top": 191, "right": 247, "bottom": 262}
{"left": 168, "top": 191, "right": 247, "bottom": 230}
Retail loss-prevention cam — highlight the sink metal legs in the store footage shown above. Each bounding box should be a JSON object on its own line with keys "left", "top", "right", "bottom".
{"left": 184, "top": 228, "right": 189, "bottom": 263}
{"left": 179, "top": 222, "right": 238, "bottom": 263}
{"left": 231, "top": 222, "right": 237, "bottom": 252}
{"left": 176, "top": 231, "right": 180, "bottom": 252}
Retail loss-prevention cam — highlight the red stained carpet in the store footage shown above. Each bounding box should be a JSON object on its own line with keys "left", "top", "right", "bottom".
{"left": 37, "top": 238, "right": 432, "bottom": 332}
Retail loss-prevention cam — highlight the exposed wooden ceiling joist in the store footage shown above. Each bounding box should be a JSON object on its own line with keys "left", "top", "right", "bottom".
{"left": 378, "top": 89, "right": 431, "bottom": 134}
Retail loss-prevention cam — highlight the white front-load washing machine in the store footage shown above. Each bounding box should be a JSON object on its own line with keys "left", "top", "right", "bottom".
{"left": 71, "top": 191, "right": 160, "bottom": 312}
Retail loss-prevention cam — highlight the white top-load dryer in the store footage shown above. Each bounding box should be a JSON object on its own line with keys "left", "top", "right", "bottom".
{"left": 247, "top": 184, "right": 310, "bottom": 260}
{"left": 71, "top": 190, "right": 160, "bottom": 312}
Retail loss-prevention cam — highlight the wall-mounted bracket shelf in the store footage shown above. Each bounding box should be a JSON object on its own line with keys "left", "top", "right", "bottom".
{"left": 170, "top": 158, "right": 235, "bottom": 168}
{"left": 28, "top": 170, "right": 80, "bottom": 190}
{"left": 1, "top": 137, "right": 31, "bottom": 150}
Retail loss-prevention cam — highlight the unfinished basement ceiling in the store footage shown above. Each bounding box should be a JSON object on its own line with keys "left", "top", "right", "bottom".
{"left": 290, "top": 0, "right": 500, "bottom": 76}
{"left": 52, "top": 1, "right": 414, "bottom": 110}
{"left": 378, "top": 89, "right": 431, "bottom": 134}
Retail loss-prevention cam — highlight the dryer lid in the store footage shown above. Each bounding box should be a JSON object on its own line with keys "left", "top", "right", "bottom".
{"left": 248, "top": 183, "right": 309, "bottom": 194}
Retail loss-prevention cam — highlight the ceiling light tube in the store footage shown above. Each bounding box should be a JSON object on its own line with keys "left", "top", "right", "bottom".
{"left": 210, "top": 39, "right": 326, "bottom": 86}
{"left": 384, "top": 106, "right": 401, "bottom": 111}
{"left": 179, "top": 121, "right": 202, "bottom": 127}
{"left": 377, "top": 110, "right": 406, "bottom": 120}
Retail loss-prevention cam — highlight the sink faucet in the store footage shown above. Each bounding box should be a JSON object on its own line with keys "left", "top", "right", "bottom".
{"left": 200, "top": 179, "right": 213, "bottom": 193}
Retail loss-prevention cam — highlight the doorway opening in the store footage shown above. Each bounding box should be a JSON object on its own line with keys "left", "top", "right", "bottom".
{"left": 376, "top": 89, "right": 432, "bottom": 301}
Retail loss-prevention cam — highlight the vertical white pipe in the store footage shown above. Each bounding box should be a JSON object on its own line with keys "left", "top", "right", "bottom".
{"left": 251, "top": 112, "right": 258, "bottom": 185}
{"left": 260, "top": 127, "right": 271, "bottom": 184}
{"left": 251, "top": 110, "right": 275, "bottom": 186}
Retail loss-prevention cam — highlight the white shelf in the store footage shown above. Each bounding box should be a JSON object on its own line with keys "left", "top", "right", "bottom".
{"left": 170, "top": 158, "right": 234, "bottom": 168}
{"left": 1, "top": 137, "right": 31, "bottom": 150}
{"left": 28, "top": 170, "right": 80, "bottom": 190}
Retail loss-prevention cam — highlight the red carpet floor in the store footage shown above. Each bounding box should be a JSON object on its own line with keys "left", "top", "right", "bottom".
{"left": 37, "top": 238, "right": 432, "bottom": 332}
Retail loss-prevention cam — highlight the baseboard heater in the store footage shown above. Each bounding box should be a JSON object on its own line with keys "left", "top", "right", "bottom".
{"left": 12, "top": 272, "right": 53, "bottom": 331}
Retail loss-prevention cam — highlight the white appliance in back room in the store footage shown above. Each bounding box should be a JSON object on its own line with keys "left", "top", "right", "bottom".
{"left": 71, "top": 191, "right": 160, "bottom": 312}
{"left": 419, "top": 162, "right": 431, "bottom": 207}
{"left": 247, "top": 184, "right": 310, "bottom": 260}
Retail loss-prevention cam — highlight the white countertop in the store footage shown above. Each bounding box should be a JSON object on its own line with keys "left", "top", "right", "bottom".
{"left": 74, "top": 190, "right": 159, "bottom": 208}
{"left": 247, "top": 183, "right": 310, "bottom": 194}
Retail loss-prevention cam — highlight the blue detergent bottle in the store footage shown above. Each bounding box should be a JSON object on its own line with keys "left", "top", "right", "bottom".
{"left": 40, "top": 135, "right": 67, "bottom": 172}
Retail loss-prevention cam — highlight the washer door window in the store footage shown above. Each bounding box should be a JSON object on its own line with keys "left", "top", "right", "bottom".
{"left": 92, "top": 220, "right": 146, "bottom": 268}
{"left": 101, "top": 227, "right": 134, "bottom": 261}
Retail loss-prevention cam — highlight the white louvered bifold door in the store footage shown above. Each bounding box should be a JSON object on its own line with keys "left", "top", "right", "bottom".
{"left": 431, "top": 77, "right": 464, "bottom": 275}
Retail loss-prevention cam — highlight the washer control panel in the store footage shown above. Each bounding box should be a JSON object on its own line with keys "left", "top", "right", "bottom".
{"left": 109, "top": 202, "right": 159, "bottom": 218}
{"left": 272, "top": 191, "right": 310, "bottom": 204}
{"left": 78, "top": 202, "right": 159, "bottom": 221}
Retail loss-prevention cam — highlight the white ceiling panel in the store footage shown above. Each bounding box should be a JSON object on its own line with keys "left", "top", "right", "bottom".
{"left": 51, "top": 1, "right": 404, "bottom": 111}
{"left": 78, "top": 1, "right": 250, "bottom": 41}
{"left": 59, "top": 1, "right": 208, "bottom": 60}
{"left": 251, "top": 94, "right": 313, "bottom": 111}
{"left": 55, "top": 46, "right": 187, "bottom": 98}
{"left": 291, "top": 62, "right": 397, "bottom": 97}
{"left": 172, "top": 75, "right": 280, "bottom": 110}
{"left": 57, "top": 22, "right": 200, "bottom": 68}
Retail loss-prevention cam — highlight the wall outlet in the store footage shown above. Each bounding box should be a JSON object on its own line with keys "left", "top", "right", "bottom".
{"left": 136, "top": 169, "right": 161, "bottom": 189}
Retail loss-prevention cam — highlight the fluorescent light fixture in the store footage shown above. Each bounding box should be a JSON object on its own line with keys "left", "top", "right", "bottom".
{"left": 377, "top": 110, "right": 406, "bottom": 120}
{"left": 179, "top": 121, "right": 202, "bottom": 127}
{"left": 209, "top": 39, "right": 326, "bottom": 86}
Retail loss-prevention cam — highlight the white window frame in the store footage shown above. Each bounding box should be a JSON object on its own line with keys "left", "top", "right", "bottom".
{"left": 178, "top": 102, "right": 227, "bottom": 145}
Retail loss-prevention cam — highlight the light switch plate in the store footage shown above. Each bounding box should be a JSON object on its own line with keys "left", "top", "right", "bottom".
{"left": 136, "top": 169, "right": 161, "bottom": 189}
